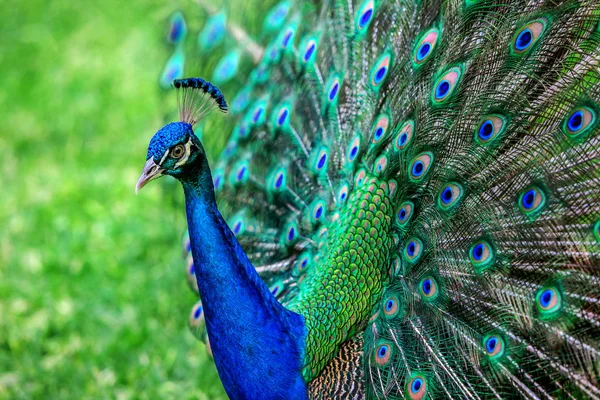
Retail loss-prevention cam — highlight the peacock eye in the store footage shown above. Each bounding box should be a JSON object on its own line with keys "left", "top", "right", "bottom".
{"left": 518, "top": 186, "right": 546, "bottom": 216}
{"left": 413, "top": 28, "right": 439, "bottom": 65}
{"left": 171, "top": 144, "right": 185, "bottom": 159}
{"left": 404, "top": 237, "right": 423, "bottom": 263}
{"left": 512, "top": 19, "right": 548, "bottom": 55}
{"left": 407, "top": 375, "right": 427, "bottom": 399}
{"left": 483, "top": 334, "right": 505, "bottom": 359}
{"left": 374, "top": 341, "right": 392, "bottom": 366}
{"left": 475, "top": 115, "right": 507, "bottom": 145}
{"left": 419, "top": 276, "right": 438, "bottom": 300}
{"left": 536, "top": 286, "right": 562, "bottom": 317}
{"left": 469, "top": 239, "right": 494, "bottom": 272}
{"left": 432, "top": 66, "right": 462, "bottom": 104}
{"left": 563, "top": 106, "right": 597, "bottom": 138}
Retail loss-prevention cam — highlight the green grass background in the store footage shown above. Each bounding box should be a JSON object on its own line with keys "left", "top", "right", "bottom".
{"left": 0, "top": 0, "right": 275, "bottom": 398}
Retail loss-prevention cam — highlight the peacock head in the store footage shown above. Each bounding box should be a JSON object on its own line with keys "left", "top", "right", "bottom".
{"left": 136, "top": 122, "right": 207, "bottom": 193}
{"left": 135, "top": 77, "right": 227, "bottom": 194}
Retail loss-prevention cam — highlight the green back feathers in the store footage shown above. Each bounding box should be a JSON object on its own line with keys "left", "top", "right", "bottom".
{"left": 172, "top": 0, "right": 600, "bottom": 397}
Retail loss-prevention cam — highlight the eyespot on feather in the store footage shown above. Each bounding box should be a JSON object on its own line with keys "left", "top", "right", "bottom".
{"left": 395, "top": 120, "right": 415, "bottom": 151}
{"left": 249, "top": 99, "right": 267, "bottom": 126}
{"left": 432, "top": 66, "right": 462, "bottom": 104}
{"left": 299, "top": 36, "right": 318, "bottom": 65}
{"left": 338, "top": 183, "right": 350, "bottom": 204}
{"left": 511, "top": 19, "right": 548, "bottom": 55}
{"left": 160, "top": 50, "right": 184, "bottom": 90}
{"left": 371, "top": 114, "right": 390, "bottom": 143}
{"left": 189, "top": 300, "right": 207, "bottom": 341}
{"left": 167, "top": 11, "right": 187, "bottom": 45}
{"left": 413, "top": 28, "right": 440, "bottom": 65}
{"left": 409, "top": 152, "right": 434, "bottom": 181}
{"left": 229, "top": 160, "right": 250, "bottom": 185}
{"left": 293, "top": 252, "right": 311, "bottom": 276}
{"left": 185, "top": 256, "right": 199, "bottom": 293}
{"left": 308, "top": 199, "right": 327, "bottom": 224}
{"left": 469, "top": 239, "right": 494, "bottom": 272}
{"left": 370, "top": 53, "right": 391, "bottom": 90}
{"left": 396, "top": 201, "right": 414, "bottom": 227}
{"left": 310, "top": 146, "right": 329, "bottom": 174}
{"left": 355, "top": 0, "right": 375, "bottom": 36}
{"left": 563, "top": 106, "right": 597, "bottom": 138}
{"left": 383, "top": 296, "right": 399, "bottom": 318}
{"left": 373, "top": 155, "right": 388, "bottom": 175}
{"left": 374, "top": 341, "right": 393, "bottom": 366}
{"left": 230, "top": 85, "right": 253, "bottom": 115}
{"left": 437, "top": 183, "right": 464, "bottom": 210}
{"left": 263, "top": 1, "right": 290, "bottom": 33}
{"left": 419, "top": 277, "right": 438, "bottom": 300}
{"left": 272, "top": 102, "right": 291, "bottom": 129}
{"left": 406, "top": 374, "right": 427, "bottom": 400}
{"left": 483, "top": 334, "right": 505, "bottom": 360}
{"left": 354, "top": 168, "right": 367, "bottom": 187}
{"left": 325, "top": 74, "right": 342, "bottom": 106}
{"left": 268, "top": 166, "right": 287, "bottom": 192}
{"left": 212, "top": 50, "right": 241, "bottom": 84}
{"left": 347, "top": 136, "right": 361, "bottom": 163}
{"left": 404, "top": 238, "right": 423, "bottom": 264}
{"left": 536, "top": 286, "right": 562, "bottom": 317}
{"left": 518, "top": 186, "right": 546, "bottom": 217}
{"left": 475, "top": 115, "right": 507, "bottom": 146}
{"left": 281, "top": 221, "right": 299, "bottom": 245}
{"left": 198, "top": 12, "right": 227, "bottom": 52}
{"left": 280, "top": 24, "right": 296, "bottom": 49}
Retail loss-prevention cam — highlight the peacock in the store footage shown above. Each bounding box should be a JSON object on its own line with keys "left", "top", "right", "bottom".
{"left": 138, "top": 0, "right": 600, "bottom": 398}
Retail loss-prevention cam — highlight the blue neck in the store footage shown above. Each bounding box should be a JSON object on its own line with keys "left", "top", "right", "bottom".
{"left": 181, "top": 160, "right": 308, "bottom": 399}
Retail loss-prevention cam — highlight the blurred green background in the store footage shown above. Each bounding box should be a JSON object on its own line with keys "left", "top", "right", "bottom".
{"left": 0, "top": 0, "right": 274, "bottom": 398}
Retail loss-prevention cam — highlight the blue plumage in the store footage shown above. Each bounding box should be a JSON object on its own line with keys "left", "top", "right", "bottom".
{"left": 140, "top": 123, "right": 309, "bottom": 399}
{"left": 184, "top": 187, "right": 308, "bottom": 399}
{"left": 146, "top": 122, "right": 192, "bottom": 162}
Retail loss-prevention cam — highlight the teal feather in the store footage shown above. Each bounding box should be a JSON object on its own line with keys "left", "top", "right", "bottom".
{"left": 211, "top": 50, "right": 242, "bottom": 85}
{"left": 198, "top": 11, "right": 227, "bottom": 53}
{"left": 159, "top": 49, "right": 184, "bottom": 90}
{"left": 145, "top": 0, "right": 600, "bottom": 398}
{"left": 166, "top": 11, "right": 187, "bottom": 45}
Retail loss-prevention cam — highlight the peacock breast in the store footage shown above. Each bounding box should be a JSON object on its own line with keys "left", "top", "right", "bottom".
{"left": 289, "top": 174, "right": 395, "bottom": 381}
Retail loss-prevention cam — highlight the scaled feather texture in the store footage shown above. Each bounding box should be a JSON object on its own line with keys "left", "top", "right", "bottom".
{"left": 170, "top": 0, "right": 600, "bottom": 398}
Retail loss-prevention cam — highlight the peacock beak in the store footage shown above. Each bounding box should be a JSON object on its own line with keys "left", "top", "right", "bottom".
{"left": 135, "top": 158, "right": 164, "bottom": 194}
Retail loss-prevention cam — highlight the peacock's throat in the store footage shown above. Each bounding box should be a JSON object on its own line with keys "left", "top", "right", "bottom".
{"left": 181, "top": 160, "right": 309, "bottom": 399}
{"left": 289, "top": 174, "right": 394, "bottom": 381}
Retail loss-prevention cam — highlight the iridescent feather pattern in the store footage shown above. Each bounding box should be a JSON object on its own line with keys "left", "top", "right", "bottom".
{"left": 160, "top": 12, "right": 187, "bottom": 89}
{"left": 160, "top": 49, "right": 185, "bottom": 90}
{"left": 167, "top": 11, "right": 187, "bottom": 45}
{"left": 174, "top": 0, "right": 600, "bottom": 398}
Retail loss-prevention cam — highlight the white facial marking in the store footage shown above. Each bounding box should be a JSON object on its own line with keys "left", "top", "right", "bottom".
{"left": 174, "top": 138, "right": 193, "bottom": 168}
{"left": 159, "top": 149, "right": 170, "bottom": 166}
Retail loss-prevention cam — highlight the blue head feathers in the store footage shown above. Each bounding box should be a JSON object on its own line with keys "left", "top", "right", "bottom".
{"left": 146, "top": 122, "right": 195, "bottom": 164}
{"left": 136, "top": 78, "right": 227, "bottom": 193}
{"left": 136, "top": 121, "right": 206, "bottom": 193}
